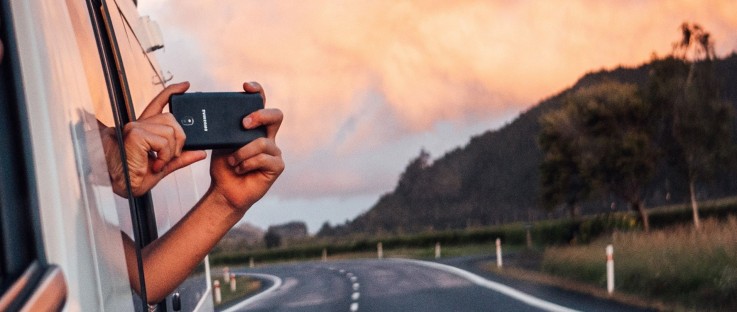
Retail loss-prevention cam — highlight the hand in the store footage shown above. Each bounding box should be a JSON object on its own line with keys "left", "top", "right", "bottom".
{"left": 104, "top": 82, "right": 207, "bottom": 197}
{"left": 209, "top": 82, "right": 284, "bottom": 212}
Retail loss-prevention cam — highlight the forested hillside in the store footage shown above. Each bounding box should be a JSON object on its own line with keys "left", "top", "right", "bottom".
{"left": 319, "top": 53, "right": 737, "bottom": 236}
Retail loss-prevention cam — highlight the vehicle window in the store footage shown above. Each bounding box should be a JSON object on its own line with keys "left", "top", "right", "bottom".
{"left": 65, "top": 0, "right": 146, "bottom": 309}
{"left": 105, "top": 0, "right": 202, "bottom": 235}
{"left": 101, "top": 0, "right": 209, "bottom": 309}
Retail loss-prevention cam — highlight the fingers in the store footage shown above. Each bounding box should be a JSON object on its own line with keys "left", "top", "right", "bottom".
{"left": 243, "top": 108, "right": 283, "bottom": 140}
{"left": 160, "top": 150, "right": 207, "bottom": 176}
{"left": 243, "top": 81, "right": 265, "bottom": 103}
{"left": 233, "top": 153, "right": 284, "bottom": 175}
{"left": 124, "top": 123, "right": 173, "bottom": 173}
{"left": 227, "top": 137, "right": 283, "bottom": 175}
{"left": 140, "top": 113, "right": 186, "bottom": 157}
{"left": 140, "top": 81, "right": 190, "bottom": 119}
{"left": 124, "top": 118, "right": 186, "bottom": 173}
{"left": 241, "top": 81, "right": 282, "bottom": 139}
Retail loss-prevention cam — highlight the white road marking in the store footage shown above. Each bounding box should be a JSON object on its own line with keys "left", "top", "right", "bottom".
{"left": 353, "top": 283, "right": 360, "bottom": 291}
{"left": 352, "top": 292, "right": 360, "bottom": 300}
{"left": 391, "top": 259, "right": 580, "bottom": 312}
{"left": 350, "top": 302, "right": 359, "bottom": 312}
{"left": 221, "top": 273, "right": 283, "bottom": 312}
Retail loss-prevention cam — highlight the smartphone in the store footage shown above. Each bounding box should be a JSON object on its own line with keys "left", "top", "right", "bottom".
{"left": 169, "top": 92, "right": 266, "bottom": 150}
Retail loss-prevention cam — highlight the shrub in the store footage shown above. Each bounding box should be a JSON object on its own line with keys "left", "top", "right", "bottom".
{"left": 542, "top": 217, "right": 737, "bottom": 310}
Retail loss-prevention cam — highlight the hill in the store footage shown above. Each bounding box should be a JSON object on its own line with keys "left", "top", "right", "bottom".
{"left": 212, "top": 222, "right": 264, "bottom": 252}
{"left": 320, "top": 53, "right": 737, "bottom": 236}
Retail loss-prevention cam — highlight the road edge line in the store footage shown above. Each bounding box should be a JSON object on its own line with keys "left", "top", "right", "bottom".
{"left": 221, "top": 273, "right": 283, "bottom": 312}
{"left": 392, "top": 258, "right": 580, "bottom": 312}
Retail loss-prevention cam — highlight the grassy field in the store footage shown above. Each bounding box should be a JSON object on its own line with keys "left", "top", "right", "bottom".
{"left": 542, "top": 217, "right": 737, "bottom": 310}
{"left": 211, "top": 274, "right": 262, "bottom": 308}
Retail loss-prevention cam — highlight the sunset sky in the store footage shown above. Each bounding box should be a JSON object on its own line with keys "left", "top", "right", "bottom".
{"left": 139, "top": 0, "right": 737, "bottom": 233}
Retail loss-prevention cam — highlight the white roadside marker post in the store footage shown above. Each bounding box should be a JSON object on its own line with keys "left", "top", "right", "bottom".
{"left": 322, "top": 248, "right": 328, "bottom": 262}
{"left": 377, "top": 242, "right": 383, "bottom": 259}
{"left": 223, "top": 267, "right": 229, "bottom": 283}
{"left": 435, "top": 242, "right": 441, "bottom": 259}
{"left": 213, "top": 280, "right": 221, "bottom": 304}
{"left": 606, "top": 244, "right": 614, "bottom": 294}
{"left": 496, "top": 238, "right": 503, "bottom": 268}
{"left": 249, "top": 257, "right": 254, "bottom": 268}
{"left": 230, "top": 273, "right": 236, "bottom": 292}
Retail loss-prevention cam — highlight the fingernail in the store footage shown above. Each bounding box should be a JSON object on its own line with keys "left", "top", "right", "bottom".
{"left": 234, "top": 166, "right": 244, "bottom": 174}
{"left": 227, "top": 156, "right": 236, "bottom": 166}
{"left": 243, "top": 117, "right": 253, "bottom": 128}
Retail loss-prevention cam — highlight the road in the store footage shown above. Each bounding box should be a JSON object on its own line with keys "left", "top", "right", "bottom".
{"left": 221, "top": 256, "right": 652, "bottom": 312}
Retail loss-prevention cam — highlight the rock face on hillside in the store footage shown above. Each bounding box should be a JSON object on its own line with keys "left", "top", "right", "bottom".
{"left": 319, "top": 54, "right": 737, "bottom": 237}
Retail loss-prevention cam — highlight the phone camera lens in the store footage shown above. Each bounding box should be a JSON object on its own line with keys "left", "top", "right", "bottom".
{"left": 181, "top": 116, "right": 195, "bottom": 126}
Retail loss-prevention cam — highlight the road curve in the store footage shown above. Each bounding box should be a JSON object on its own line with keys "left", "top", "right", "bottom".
{"left": 222, "top": 257, "right": 650, "bottom": 312}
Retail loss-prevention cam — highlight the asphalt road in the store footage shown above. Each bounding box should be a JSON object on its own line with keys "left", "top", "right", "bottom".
{"left": 221, "top": 256, "right": 652, "bottom": 312}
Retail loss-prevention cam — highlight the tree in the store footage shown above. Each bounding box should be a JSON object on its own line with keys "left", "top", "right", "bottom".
{"left": 539, "top": 107, "right": 591, "bottom": 218}
{"left": 542, "top": 81, "right": 659, "bottom": 231}
{"left": 316, "top": 221, "right": 336, "bottom": 237}
{"left": 651, "top": 22, "right": 734, "bottom": 229}
{"left": 263, "top": 230, "right": 281, "bottom": 249}
{"left": 396, "top": 149, "right": 431, "bottom": 196}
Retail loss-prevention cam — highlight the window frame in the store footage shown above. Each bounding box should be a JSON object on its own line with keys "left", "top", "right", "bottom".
{"left": 0, "top": 1, "right": 66, "bottom": 310}
{"left": 85, "top": 0, "right": 161, "bottom": 308}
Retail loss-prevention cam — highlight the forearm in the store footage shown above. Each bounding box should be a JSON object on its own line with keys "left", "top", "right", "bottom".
{"left": 140, "top": 187, "right": 246, "bottom": 303}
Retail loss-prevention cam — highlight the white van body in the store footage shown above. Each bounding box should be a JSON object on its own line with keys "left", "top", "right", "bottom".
{"left": 0, "top": 0, "right": 214, "bottom": 311}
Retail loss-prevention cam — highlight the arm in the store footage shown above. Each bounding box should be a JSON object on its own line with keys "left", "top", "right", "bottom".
{"left": 123, "top": 82, "right": 284, "bottom": 303}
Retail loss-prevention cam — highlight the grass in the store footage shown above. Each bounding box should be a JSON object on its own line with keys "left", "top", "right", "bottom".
{"left": 327, "top": 242, "right": 520, "bottom": 260}
{"left": 211, "top": 274, "right": 262, "bottom": 308}
{"left": 237, "top": 242, "right": 517, "bottom": 265}
{"left": 541, "top": 217, "right": 737, "bottom": 310}
{"left": 212, "top": 197, "right": 737, "bottom": 267}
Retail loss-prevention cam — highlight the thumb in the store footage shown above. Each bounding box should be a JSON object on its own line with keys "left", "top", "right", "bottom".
{"left": 159, "top": 150, "right": 207, "bottom": 176}
{"left": 140, "top": 81, "right": 190, "bottom": 119}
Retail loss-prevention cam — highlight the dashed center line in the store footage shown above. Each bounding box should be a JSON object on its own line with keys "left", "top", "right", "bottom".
{"left": 335, "top": 268, "right": 361, "bottom": 312}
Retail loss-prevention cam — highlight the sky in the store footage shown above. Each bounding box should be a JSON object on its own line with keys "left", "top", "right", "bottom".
{"left": 138, "top": 0, "right": 737, "bottom": 233}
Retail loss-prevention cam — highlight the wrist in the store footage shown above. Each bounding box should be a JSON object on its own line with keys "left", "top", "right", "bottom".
{"left": 203, "top": 184, "right": 252, "bottom": 217}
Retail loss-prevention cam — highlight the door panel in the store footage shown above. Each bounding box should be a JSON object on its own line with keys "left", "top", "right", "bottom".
{"left": 0, "top": 263, "right": 67, "bottom": 312}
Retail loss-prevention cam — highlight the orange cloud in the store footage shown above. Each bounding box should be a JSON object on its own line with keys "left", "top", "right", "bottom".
{"left": 142, "top": 0, "right": 737, "bottom": 198}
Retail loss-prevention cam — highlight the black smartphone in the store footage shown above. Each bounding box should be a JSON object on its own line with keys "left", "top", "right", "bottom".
{"left": 169, "top": 92, "right": 266, "bottom": 150}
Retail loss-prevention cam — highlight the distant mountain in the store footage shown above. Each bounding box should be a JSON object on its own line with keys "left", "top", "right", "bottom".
{"left": 213, "top": 222, "right": 265, "bottom": 252}
{"left": 321, "top": 53, "right": 737, "bottom": 236}
{"left": 265, "top": 221, "right": 309, "bottom": 248}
